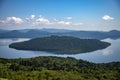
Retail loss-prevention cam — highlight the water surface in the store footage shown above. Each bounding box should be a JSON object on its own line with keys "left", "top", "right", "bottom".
{"left": 0, "top": 38, "right": 120, "bottom": 63}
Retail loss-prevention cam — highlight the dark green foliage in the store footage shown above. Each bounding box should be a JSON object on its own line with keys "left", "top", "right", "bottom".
{"left": 0, "top": 56, "right": 120, "bottom": 80}
{"left": 9, "top": 36, "right": 110, "bottom": 54}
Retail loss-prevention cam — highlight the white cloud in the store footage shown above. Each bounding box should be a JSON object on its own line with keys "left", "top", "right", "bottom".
{"left": 33, "top": 17, "right": 52, "bottom": 26}
{"left": 30, "top": 15, "right": 35, "bottom": 19}
{"left": 102, "top": 15, "right": 114, "bottom": 21}
{"left": 57, "top": 21, "right": 83, "bottom": 26}
{"left": 36, "top": 17, "right": 49, "bottom": 23}
{"left": 66, "top": 17, "right": 72, "bottom": 20}
{"left": 33, "top": 17, "right": 83, "bottom": 26}
{"left": 25, "top": 15, "right": 35, "bottom": 22}
{"left": 0, "top": 17, "right": 23, "bottom": 25}
{"left": 0, "top": 15, "right": 83, "bottom": 28}
{"left": 58, "top": 21, "right": 72, "bottom": 25}
{"left": 73, "top": 23, "right": 83, "bottom": 26}
{"left": 6, "top": 17, "right": 23, "bottom": 24}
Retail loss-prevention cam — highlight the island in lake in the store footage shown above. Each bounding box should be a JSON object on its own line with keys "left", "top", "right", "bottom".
{"left": 9, "top": 36, "right": 111, "bottom": 54}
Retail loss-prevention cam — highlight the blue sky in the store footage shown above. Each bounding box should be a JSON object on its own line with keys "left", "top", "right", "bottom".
{"left": 0, "top": 0, "right": 120, "bottom": 31}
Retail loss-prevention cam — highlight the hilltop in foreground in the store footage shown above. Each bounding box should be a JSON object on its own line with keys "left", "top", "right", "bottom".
{"left": 0, "top": 56, "right": 120, "bottom": 80}
{"left": 9, "top": 36, "right": 110, "bottom": 54}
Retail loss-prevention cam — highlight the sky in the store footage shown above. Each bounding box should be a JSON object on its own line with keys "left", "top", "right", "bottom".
{"left": 0, "top": 0, "right": 120, "bottom": 31}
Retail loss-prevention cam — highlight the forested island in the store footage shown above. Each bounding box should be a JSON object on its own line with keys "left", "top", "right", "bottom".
{"left": 9, "top": 36, "right": 110, "bottom": 54}
{"left": 0, "top": 56, "right": 120, "bottom": 80}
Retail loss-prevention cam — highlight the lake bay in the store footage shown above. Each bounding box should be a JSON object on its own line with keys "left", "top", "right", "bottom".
{"left": 0, "top": 38, "right": 120, "bottom": 63}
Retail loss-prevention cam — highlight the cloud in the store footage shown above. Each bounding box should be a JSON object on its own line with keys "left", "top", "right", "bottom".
{"left": 0, "top": 15, "right": 83, "bottom": 27}
{"left": 36, "top": 17, "right": 49, "bottom": 23}
{"left": 0, "top": 20, "right": 5, "bottom": 24}
{"left": 32, "top": 15, "right": 81, "bottom": 26}
{"left": 33, "top": 17, "right": 52, "bottom": 26}
{"left": 57, "top": 21, "right": 83, "bottom": 26}
{"left": 32, "top": 16, "right": 83, "bottom": 26}
{"left": 66, "top": 17, "right": 72, "bottom": 20}
{"left": 73, "top": 23, "right": 83, "bottom": 26}
{"left": 25, "top": 15, "right": 36, "bottom": 22}
{"left": 102, "top": 15, "right": 114, "bottom": 21}
{"left": 6, "top": 17, "right": 23, "bottom": 24}
{"left": 57, "top": 20, "right": 83, "bottom": 26}
{"left": 30, "top": 15, "right": 35, "bottom": 19}
{"left": 0, "top": 17, "right": 23, "bottom": 25}
{"left": 57, "top": 21, "right": 72, "bottom": 25}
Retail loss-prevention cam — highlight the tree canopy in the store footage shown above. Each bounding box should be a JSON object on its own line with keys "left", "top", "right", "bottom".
{"left": 0, "top": 56, "right": 120, "bottom": 80}
{"left": 9, "top": 36, "right": 110, "bottom": 54}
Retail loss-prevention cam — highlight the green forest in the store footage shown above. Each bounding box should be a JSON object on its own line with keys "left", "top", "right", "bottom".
{"left": 9, "top": 36, "right": 110, "bottom": 54}
{"left": 0, "top": 56, "right": 120, "bottom": 80}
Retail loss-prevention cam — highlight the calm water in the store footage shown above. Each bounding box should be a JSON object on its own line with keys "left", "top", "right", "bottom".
{"left": 0, "top": 38, "right": 120, "bottom": 63}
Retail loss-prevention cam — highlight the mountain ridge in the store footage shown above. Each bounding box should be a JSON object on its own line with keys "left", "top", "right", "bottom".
{"left": 0, "top": 28, "right": 120, "bottom": 39}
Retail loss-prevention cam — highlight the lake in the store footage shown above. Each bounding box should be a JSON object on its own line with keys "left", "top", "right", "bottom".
{"left": 0, "top": 38, "right": 120, "bottom": 63}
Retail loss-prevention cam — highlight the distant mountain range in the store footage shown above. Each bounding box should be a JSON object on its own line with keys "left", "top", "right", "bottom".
{"left": 0, "top": 28, "right": 120, "bottom": 39}
{"left": 0, "top": 29, "right": 10, "bottom": 33}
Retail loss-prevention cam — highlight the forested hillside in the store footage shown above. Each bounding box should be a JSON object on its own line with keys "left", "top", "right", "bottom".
{"left": 0, "top": 56, "right": 120, "bottom": 80}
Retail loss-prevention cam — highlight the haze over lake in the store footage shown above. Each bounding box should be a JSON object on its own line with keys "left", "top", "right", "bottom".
{"left": 0, "top": 38, "right": 119, "bottom": 63}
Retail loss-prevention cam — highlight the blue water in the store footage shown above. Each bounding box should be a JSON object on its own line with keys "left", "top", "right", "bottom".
{"left": 0, "top": 38, "right": 120, "bottom": 63}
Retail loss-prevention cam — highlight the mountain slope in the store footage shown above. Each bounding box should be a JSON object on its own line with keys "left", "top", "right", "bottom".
{"left": 0, "top": 56, "right": 120, "bottom": 80}
{"left": 0, "top": 29, "right": 120, "bottom": 39}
